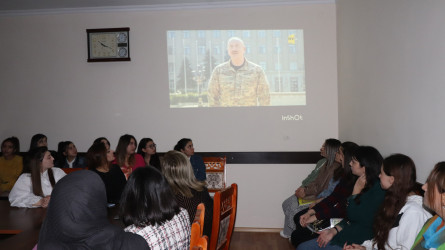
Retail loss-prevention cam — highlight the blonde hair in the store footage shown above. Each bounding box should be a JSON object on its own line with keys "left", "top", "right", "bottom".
{"left": 161, "top": 150, "right": 206, "bottom": 198}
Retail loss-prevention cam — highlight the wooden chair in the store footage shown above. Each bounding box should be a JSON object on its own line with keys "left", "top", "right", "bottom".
{"left": 191, "top": 203, "right": 207, "bottom": 250}
{"left": 209, "top": 183, "right": 238, "bottom": 250}
{"left": 61, "top": 168, "right": 84, "bottom": 174}
{"left": 203, "top": 156, "right": 226, "bottom": 193}
{"left": 194, "top": 203, "right": 205, "bottom": 236}
{"left": 191, "top": 222, "right": 208, "bottom": 250}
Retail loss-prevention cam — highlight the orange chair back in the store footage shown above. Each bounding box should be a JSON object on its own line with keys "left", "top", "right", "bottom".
{"left": 194, "top": 203, "right": 205, "bottom": 236}
{"left": 190, "top": 203, "right": 206, "bottom": 250}
{"left": 191, "top": 221, "right": 208, "bottom": 250}
{"left": 192, "top": 235, "right": 208, "bottom": 250}
{"left": 209, "top": 183, "right": 238, "bottom": 250}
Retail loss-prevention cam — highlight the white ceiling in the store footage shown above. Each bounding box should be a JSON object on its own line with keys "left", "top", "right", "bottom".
{"left": 0, "top": 0, "right": 331, "bottom": 14}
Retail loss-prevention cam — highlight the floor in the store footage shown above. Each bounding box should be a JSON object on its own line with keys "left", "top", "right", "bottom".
{"left": 230, "top": 231, "right": 294, "bottom": 250}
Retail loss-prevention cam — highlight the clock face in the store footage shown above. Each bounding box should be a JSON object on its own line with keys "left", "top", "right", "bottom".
{"left": 87, "top": 28, "right": 130, "bottom": 62}
{"left": 118, "top": 48, "right": 128, "bottom": 57}
{"left": 117, "top": 32, "right": 128, "bottom": 43}
{"left": 90, "top": 33, "right": 118, "bottom": 58}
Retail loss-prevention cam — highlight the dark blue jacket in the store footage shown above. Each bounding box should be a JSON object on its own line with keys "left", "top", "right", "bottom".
{"left": 190, "top": 154, "right": 206, "bottom": 181}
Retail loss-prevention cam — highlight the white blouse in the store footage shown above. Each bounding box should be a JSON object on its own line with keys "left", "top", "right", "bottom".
{"left": 9, "top": 168, "right": 66, "bottom": 207}
{"left": 361, "top": 195, "right": 432, "bottom": 250}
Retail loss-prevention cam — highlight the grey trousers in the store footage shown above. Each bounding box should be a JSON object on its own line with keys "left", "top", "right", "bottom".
{"left": 281, "top": 194, "right": 310, "bottom": 236}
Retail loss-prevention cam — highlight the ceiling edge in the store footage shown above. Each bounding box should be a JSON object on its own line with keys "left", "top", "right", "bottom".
{"left": 0, "top": 0, "right": 335, "bottom": 17}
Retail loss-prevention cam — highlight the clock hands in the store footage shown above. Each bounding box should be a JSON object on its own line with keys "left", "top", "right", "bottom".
{"left": 99, "top": 42, "right": 112, "bottom": 49}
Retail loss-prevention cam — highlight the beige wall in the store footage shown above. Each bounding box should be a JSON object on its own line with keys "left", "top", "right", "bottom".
{"left": 0, "top": 3, "right": 338, "bottom": 153}
{"left": 6, "top": 0, "right": 444, "bottom": 229}
{"left": 337, "top": 0, "right": 445, "bottom": 182}
{"left": 0, "top": 3, "right": 337, "bottom": 228}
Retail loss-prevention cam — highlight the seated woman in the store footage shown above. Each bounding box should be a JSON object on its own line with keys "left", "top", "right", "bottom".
{"left": 0, "top": 136, "right": 23, "bottom": 194}
{"left": 137, "top": 137, "right": 161, "bottom": 170}
{"left": 411, "top": 162, "right": 445, "bottom": 250}
{"left": 162, "top": 150, "right": 214, "bottom": 240}
{"left": 281, "top": 138, "right": 342, "bottom": 238}
{"left": 28, "top": 133, "right": 48, "bottom": 150}
{"left": 38, "top": 170, "right": 149, "bottom": 250}
{"left": 87, "top": 142, "right": 126, "bottom": 204}
{"left": 291, "top": 141, "right": 358, "bottom": 247}
{"left": 56, "top": 141, "right": 86, "bottom": 168}
{"left": 174, "top": 138, "right": 206, "bottom": 181}
{"left": 93, "top": 137, "right": 111, "bottom": 149}
{"left": 113, "top": 134, "right": 145, "bottom": 180}
{"left": 9, "top": 146, "right": 66, "bottom": 207}
{"left": 28, "top": 133, "right": 58, "bottom": 163}
{"left": 297, "top": 146, "right": 385, "bottom": 250}
{"left": 120, "top": 167, "right": 190, "bottom": 249}
{"left": 344, "top": 154, "right": 432, "bottom": 250}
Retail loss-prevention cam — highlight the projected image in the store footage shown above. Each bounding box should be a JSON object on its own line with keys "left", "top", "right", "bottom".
{"left": 167, "top": 30, "right": 306, "bottom": 108}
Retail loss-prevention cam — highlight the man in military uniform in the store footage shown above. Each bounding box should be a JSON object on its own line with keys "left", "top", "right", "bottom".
{"left": 207, "top": 37, "right": 270, "bottom": 107}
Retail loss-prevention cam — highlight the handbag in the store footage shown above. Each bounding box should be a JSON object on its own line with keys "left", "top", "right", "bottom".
{"left": 307, "top": 218, "right": 343, "bottom": 233}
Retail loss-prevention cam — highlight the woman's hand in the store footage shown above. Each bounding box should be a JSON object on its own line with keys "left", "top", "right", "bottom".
{"left": 299, "top": 213, "right": 310, "bottom": 227}
{"left": 41, "top": 196, "right": 51, "bottom": 207}
{"left": 300, "top": 210, "right": 318, "bottom": 227}
{"left": 295, "top": 187, "right": 306, "bottom": 198}
{"left": 343, "top": 243, "right": 365, "bottom": 250}
{"left": 309, "top": 198, "right": 323, "bottom": 208}
{"left": 352, "top": 175, "right": 366, "bottom": 195}
{"left": 304, "top": 214, "right": 318, "bottom": 225}
{"left": 316, "top": 228, "right": 336, "bottom": 247}
{"left": 33, "top": 196, "right": 51, "bottom": 208}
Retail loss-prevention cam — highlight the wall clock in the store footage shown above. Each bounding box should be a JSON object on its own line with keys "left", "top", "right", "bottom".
{"left": 87, "top": 27, "right": 130, "bottom": 62}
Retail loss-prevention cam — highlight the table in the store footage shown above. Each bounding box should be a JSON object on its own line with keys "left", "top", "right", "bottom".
{"left": 0, "top": 200, "right": 46, "bottom": 249}
{"left": 0, "top": 200, "right": 46, "bottom": 235}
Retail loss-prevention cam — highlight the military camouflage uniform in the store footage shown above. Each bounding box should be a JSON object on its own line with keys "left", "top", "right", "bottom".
{"left": 207, "top": 59, "right": 270, "bottom": 107}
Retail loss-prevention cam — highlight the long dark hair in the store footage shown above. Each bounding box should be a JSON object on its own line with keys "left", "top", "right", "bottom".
{"left": 93, "top": 137, "right": 110, "bottom": 148}
{"left": 29, "top": 134, "right": 47, "bottom": 151}
{"left": 174, "top": 138, "right": 192, "bottom": 152}
{"left": 373, "top": 154, "right": 416, "bottom": 250}
{"left": 27, "top": 146, "right": 56, "bottom": 196}
{"left": 86, "top": 143, "right": 108, "bottom": 170}
{"left": 119, "top": 167, "right": 180, "bottom": 227}
{"left": 1, "top": 136, "right": 20, "bottom": 155}
{"left": 137, "top": 138, "right": 161, "bottom": 170}
{"left": 115, "top": 134, "right": 137, "bottom": 167}
{"left": 352, "top": 146, "right": 383, "bottom": 204}
{"left": 333, "top": 141, "right": 359, "bottom": 183}
{"left": 56, "top": 141, "right": 73, "bottom": 166}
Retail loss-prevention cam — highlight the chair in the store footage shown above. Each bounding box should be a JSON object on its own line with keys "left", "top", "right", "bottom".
{"left": 61, "top": 168, "right": 84, "bottom": 174}
{"left": 192, "top": 236, "right": 208, "bottom": 250}
{"left": 209, "top": 183, "right": 238, "bottom": 250}
{"left": 191, "top": 222, "right": 208, "bottom": 250}
{"left": 191, "top": 203, "right": 207, "bottom": 250}
{"left": 203, "top": 156, "right": 226, "bottom": 193}
{"left": 194, "top": 203, "right": 205, "bottom": 236}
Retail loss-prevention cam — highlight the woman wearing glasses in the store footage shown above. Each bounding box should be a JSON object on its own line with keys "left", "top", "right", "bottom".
{"left": 137, "top": 138, "right": 161, "bottom": 171}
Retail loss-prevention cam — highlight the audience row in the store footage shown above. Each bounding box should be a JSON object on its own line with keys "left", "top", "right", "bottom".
{"left": 281, "top": 139, "right": 445, "bottom": 250}
{"left": 0, "top": 134, "right": 213, "bottom": 249}
{"left": 0, "top": 134, "right": 206, "bottom": 194}
{"left": 2, "top": 134, "right": 445, "bottom": 249}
